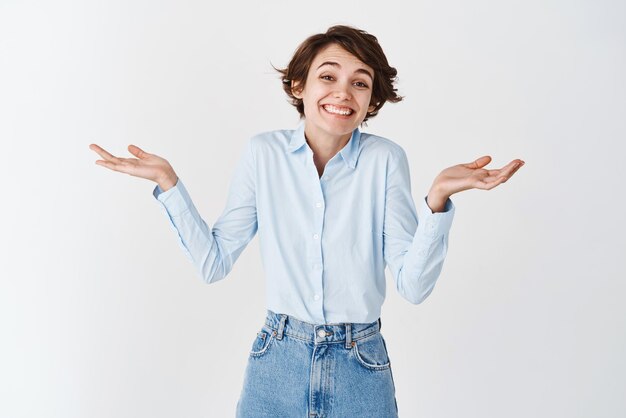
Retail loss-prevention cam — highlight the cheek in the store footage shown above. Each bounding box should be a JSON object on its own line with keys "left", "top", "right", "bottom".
{"left": 359, "top": 93, "right": 372, "bottom": 111}
{"left": 304, "top": 90, "right": 327, "bottom": 109}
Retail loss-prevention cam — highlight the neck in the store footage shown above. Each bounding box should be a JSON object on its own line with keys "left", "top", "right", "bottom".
{"left": 304, "top": 124, "right": 353, "bottom": 160}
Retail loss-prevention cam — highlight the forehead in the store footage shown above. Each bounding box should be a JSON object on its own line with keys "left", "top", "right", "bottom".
{"left": 310, "top": 44, "right": 373, "bottom": 74}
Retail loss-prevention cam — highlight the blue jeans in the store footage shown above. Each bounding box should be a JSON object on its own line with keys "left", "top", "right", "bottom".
{"left": 236, "top": 309, "right": 399, "bottom": 417}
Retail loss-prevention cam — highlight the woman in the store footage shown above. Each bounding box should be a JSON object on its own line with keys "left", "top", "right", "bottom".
{"left": 90, "top": 25, "right": 524, "bottom": 418}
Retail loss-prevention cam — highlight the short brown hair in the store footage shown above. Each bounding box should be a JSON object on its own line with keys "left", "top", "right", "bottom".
{"left": 275, "top": 25, "right": 403, "bottom": 123}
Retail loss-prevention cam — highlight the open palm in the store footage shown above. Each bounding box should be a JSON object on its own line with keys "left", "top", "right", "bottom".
{"left": 89, "top": 143, "right": 177, "bottom": 186}
{"left": 433, "top": 155, "right": 525, "bottom": 197}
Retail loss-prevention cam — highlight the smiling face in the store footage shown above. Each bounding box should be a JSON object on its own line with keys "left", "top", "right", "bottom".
{"left": 292, "top": 43, "right": 376, "bottom": 144}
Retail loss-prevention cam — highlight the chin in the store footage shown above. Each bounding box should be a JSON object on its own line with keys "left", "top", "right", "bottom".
{"left": 323, "top": 122, "right": 355, "bottom": 135}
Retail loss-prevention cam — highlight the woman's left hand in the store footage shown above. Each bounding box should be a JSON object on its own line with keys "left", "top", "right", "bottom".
{"left": 427, "top": 156, "right": 525, "bottom": 211}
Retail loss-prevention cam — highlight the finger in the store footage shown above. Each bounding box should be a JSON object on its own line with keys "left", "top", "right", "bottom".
{"left": 94, "top": 159, "right": 122, "bottom": 172}
{"left": 94, "top": 157, "right": 138, "bottom": 174}
{"left": 128, "top": 144, "right": 150, "bottom": 159}
{"left": 510, "top": 162, "right": 524, "bottom": 176}
{"left": 465, "top": 155, "right": 491, "bottom": 169}
{"left": 487, "top": 177, "right": 507, "bottom": 189}
{"left": 89, "top": 144, "right": 121, "bottom": 163}
{"left": 475, "top": 176, "right": 507, "bottom": 190}
{"left": 501, "top": 160, "right": 525, "bottom": 178}
{"left": 487, "top": 160, "right": 523, "bottom": 177}
{"left": 481, "top": 164, "right": 523, "bottom": 188}
{"left": 481, "top": 170, "right": 512, "bottom": 184}
{"left": 89, "top": 143, "right": 113, "bottom": 158}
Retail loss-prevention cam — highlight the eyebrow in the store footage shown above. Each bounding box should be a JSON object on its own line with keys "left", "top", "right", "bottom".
{"left": 316, "top": 61, "right": 374, "bottom": 81}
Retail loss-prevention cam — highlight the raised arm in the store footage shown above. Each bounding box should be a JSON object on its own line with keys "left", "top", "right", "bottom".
{"left": 382, "top": 148, "right": 456, "bottom": 304}
{"left": 383, "top": 151, "right": 524, "bottom": 305}
{"left": 89, "top": 141, "right": 258, "bottom": 283}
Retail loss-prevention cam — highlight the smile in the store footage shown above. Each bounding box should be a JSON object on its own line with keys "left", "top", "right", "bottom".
{"left": 322, "top": 104, "right": 354, "bottom": 116}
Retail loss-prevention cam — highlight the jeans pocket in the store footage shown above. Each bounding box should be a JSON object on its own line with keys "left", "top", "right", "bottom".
{"left": 353, "top": 332, "right": 391, "bottom": 371}
{"left": 249, "top": 327, "right": 275, "bottom": 358}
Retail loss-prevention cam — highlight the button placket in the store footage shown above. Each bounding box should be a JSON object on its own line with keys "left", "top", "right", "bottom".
{"left": 310, "top": 165, "right": 327, "bottom": 323}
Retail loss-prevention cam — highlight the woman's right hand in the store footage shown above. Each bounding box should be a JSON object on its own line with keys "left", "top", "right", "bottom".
{"left": 89, "top": 143, "right": 178, "bottom": 191}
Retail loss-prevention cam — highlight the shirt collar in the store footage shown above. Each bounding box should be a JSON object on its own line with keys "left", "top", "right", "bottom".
{"left": 287, "top": 121, "right": 362, "bottom": 169}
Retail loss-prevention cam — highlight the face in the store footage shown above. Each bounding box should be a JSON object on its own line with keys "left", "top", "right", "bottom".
{"left": 292, "top": 43, "right": 376, "bottom": 143}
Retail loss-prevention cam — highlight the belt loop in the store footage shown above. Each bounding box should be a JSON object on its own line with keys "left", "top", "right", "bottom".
{"left": 378, "top": 317, "right": 382, "bottom": 331}
{"left": 345, "top": 323, "right": 352, "bottom": 349}
{"left": 276, "top": 314, "right": 287, "bottom": 340}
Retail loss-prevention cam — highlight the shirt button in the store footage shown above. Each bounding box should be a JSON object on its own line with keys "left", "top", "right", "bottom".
{"left": 313, "top": 233, "right": 319, "bottom": 240}
{"left": 315, "top": 202, "right": 322, "bottom": 208}
{"left": 313, "top": 263, "right": 321, "bottom": 270}
{"left": 313, "top": 294, "right": 320, "bottom": 301}
{"left": 317, "top": 329, "right": 326, "bottom": 338}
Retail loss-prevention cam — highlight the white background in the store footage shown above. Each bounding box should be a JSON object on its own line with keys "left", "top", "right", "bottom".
{"left": 1, "top": 0, "right": 625, "bottom": 417}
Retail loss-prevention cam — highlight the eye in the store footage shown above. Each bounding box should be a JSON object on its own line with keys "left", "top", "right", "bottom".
{"left": 320, "top": 75, "right": 334, "bottom": 81}
{"left": 354, "top": 81, "right": 369, "bottom": 88}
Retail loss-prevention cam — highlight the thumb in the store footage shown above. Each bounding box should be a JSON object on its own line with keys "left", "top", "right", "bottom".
{"left": 465, "top": 155, "right": 491, "bottom": 169}
{"left": 128, "top": 144, "right": 150, "bottom": 159}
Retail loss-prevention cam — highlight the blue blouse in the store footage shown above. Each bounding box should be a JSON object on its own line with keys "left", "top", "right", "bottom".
{"left": 153, "top": 122, "right": 455, "bottom": 324}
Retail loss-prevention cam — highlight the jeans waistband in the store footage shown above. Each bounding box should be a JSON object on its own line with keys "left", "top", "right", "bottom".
{"left": 263, "top": 309, "right": 382, "bottom": 348}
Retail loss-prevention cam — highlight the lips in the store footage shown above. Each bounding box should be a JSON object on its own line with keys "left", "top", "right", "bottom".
{"left": 321, "top": 104, "right": 354, "bottom": 117}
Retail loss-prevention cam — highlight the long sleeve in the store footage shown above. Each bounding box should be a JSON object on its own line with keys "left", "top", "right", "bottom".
{"left": 382, "top": 148, "right": 455, "bottom": 304}
{"left": 153, "top": 139, "right": 258, "bottom": 283}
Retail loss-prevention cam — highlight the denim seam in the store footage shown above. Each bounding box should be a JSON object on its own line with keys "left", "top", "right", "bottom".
{"left": 263, "top": 324, "right": 380, "bottom": 344}
{"left": 249, "top": 332, "right": 275, "bottom": 357}
{"left": 353, "top": 340, "right": 391, "bottom": 371}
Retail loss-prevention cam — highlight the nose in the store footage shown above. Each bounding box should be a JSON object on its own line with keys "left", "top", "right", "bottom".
{"left": 333, "top": 82, "right": 352, "bottom": 100}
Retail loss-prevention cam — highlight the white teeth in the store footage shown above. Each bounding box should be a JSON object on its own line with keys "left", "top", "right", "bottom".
{"left": 323, "top": 105, "right": 353, "bottom": 116}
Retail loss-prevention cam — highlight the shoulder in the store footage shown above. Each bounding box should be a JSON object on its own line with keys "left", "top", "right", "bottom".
{"left": 232, "top": 129, "right": 294, "bottom": 165}
{"left": 359, "top": 131, "right": 408, "bottom": 162}
{"left": 246, "top": 129, "right": 295, "bottom": 155}
{"left": 241, "top": 129, "right": 295, "bottom": 159}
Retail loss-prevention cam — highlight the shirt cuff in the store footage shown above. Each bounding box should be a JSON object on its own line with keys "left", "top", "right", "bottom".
{"left": 417, "top": 195, "right": 455, "bottom": 238}
{"left": 152, "top": 178, "right": 192, "bottom": 217}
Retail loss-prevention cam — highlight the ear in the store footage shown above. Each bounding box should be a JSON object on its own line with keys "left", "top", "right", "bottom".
{"left": 367, "top": 103, "right": 377, "bottom": 113}
{"left": 291, "top": 81, "right": 303, "bottom": 99}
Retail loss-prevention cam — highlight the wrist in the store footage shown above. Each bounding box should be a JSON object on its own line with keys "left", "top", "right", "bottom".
{"left": 158, "top": 171, "right": 178, "bottom": 192}
{"left": 427, "top": 185, "right": 449, "bottom": 213}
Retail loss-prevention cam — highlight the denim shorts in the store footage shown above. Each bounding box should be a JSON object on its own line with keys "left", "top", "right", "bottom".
{"left": 236, "top": 309, "right": 399, "bottom": 418}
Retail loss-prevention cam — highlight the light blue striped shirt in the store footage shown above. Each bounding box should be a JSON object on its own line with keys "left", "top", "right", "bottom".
{"left": 153, "top": 122, "right": 455, "bottom": 324}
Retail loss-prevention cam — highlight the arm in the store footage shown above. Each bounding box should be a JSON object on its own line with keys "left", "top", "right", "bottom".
{"left": 89, "top": 140, "right": 258, "bottom": 283}
{"left": 153, "top": 139, "right": 258, "bottom": 283}
{"left": 383, "top": 148, "right": 455, "bottom": 304}
{"left": 383, "top": 151, "right": 525, "bottom": 304}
